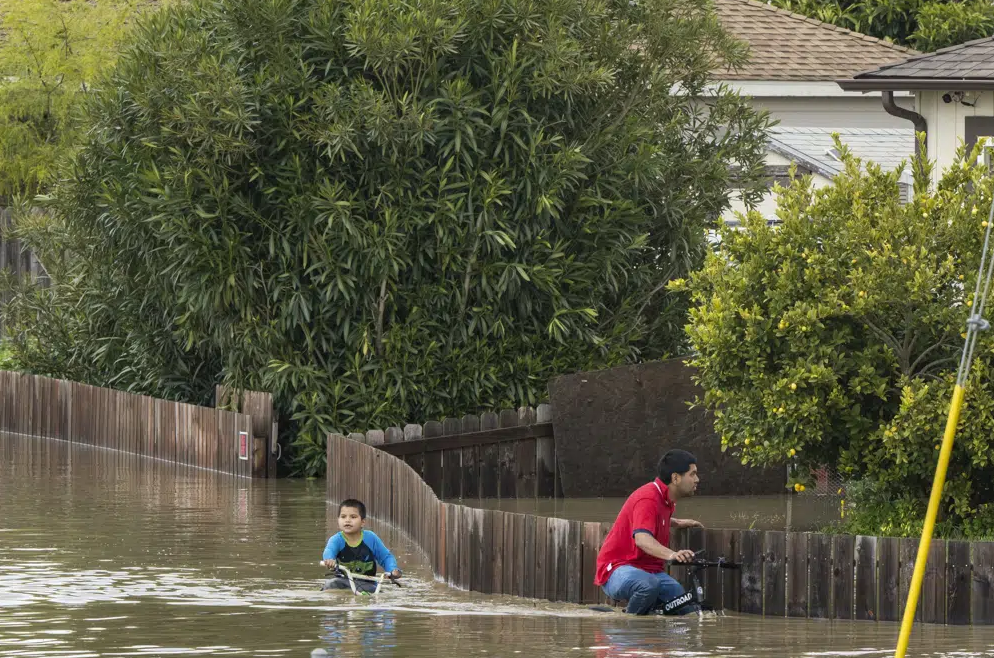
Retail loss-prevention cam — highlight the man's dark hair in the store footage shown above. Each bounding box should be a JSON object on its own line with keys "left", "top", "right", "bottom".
{"left": 339, "top": 499, "right": 367, "bottom": 519}
{"left": 657, "top": 450, "right": 697, "bottom": 484}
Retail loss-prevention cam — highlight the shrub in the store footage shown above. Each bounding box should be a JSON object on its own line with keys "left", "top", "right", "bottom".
{"left": 683, "top": 140, "right": 994, "bottom": 537}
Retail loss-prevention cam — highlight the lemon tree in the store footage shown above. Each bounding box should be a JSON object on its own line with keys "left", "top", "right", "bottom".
{"left": 682, "top": 141, "right": 994, "bottom": 537}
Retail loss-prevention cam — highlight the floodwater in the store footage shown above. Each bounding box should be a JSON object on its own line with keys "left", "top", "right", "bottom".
{"left": 463, "top": 495, "right": 840, "bottom": 532}
{"left": 1, "top": 432, "right": 993, "bottom": 657}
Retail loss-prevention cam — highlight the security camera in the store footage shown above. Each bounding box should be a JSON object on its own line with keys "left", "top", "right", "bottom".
{"left": 943, "top": 91, "right": 965, "bottom": 104}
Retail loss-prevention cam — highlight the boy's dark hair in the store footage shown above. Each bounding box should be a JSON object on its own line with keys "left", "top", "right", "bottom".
{"left": 339, "top": 499, "right": 367, "bottom": 519}
{"left": 657, "top": 450, "right": 697, "bottom": 484}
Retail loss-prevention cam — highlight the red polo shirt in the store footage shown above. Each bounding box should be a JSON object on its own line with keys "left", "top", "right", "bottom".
{"left": 594, "top": 478, "right": 676, "bottom": 586}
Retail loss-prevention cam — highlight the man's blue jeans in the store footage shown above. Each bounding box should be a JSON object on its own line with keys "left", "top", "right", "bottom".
{"left": 602, "top": 565, "right": 689, "bottom": 615}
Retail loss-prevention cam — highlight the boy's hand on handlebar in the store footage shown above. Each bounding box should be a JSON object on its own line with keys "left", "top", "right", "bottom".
{"left": 389, "top": 569, "right": 402, "bottom": 579}
{"left": 321, "top": 559, "right": 337, "bottom": 569}
{"left": 670, "top": 549, "right": 696, "bottom": 563}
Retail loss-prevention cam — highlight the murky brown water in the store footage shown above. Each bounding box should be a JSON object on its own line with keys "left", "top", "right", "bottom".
{"left": 1, "top": 432, "right": 992, "bottom": 657}
{"left": 462, "top": 495, "right": 840, "bottom": 532}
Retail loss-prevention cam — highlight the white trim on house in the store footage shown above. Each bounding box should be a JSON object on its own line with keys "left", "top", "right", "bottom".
{"left": 710, "top": 81, "right": 914, "bottom": 98}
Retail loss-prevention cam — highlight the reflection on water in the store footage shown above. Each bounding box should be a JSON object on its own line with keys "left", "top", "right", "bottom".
{"left": 462, "top": 494, "right": 840, "bottom": 532}
{"left": 0, "top": 432, "right": 991, "bottom": 657}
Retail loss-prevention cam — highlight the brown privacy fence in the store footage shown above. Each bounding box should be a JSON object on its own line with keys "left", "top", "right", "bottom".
{"left": 0, "top": 370, "right": 272, "bottom": 478}
{"left": 369, "top": 404, "right": 559, "bottom": 500}
{"left": 328, "top": 432, "right": 994, "bottom": 625}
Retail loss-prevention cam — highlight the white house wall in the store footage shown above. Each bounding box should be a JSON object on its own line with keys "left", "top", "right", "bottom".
{"left": 724, "top": 151, "right": 832, "bottom": 223}
{"left": 750, "top": 96, "right": 914, "bottom": 129}
{"left": 918, "top": 90, "right": 994, "bottom": 175}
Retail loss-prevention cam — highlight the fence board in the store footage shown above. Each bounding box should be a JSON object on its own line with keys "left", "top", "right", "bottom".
{"left": 458, "top": 505, "right": 471, "bottom": 591}
{"left": 947, "top": 540, "right": 972, "bottom": 625}
{"left": 533, "top": 516, "right": 549, "bottom": 600}
{"left": 480, "top": 509, "right": 495, "bottom": 595}
{"left": 499, "top": 443, "right": 516, "bottom": 499}
{"left": 551, "top": 518, "right": 569, "bottom": 602}
{"left": 855, "top": 536, "right": 877, "bottom": 621}
{"left": 787, "top": 532, "right": 808, "bottom": 618}
{"left": 522, "top": 514, "right": 537, "bottom": 599}
{"left": 442, "top": 449, "right": 461, "bottom": 499}
{"left": 972, "top": 542, "right": 994, "bottom": 624}
{"left": 808, "top": 533, "right": 832, "bottom": 619}
{"left": 878, "top": 536, "right": 901, "bottom": 622}
{"left": 703, "top": 528, "right": 724, "bottom": 609}
{"left": 566, "top": 520, "right": 583, "bottom": 604}
{"left": 900, "top": 537, "right": 922, "bottom": 623}
{"left": 491, "top": 510, "right": 505, "bottom": 595}
{"left": 481, "top": 444, "right": 499, "bottom": 498}
{"left": 764, "top": 531, "right": 787, "bottom": 617}
{"left": 469, "top": 508, "right": 483, "bottom": 593}
{"left": 514, "top": 438, "right": 538, "bottom": 499}
{"left": 922, "top": 539, "right": 947, "bottom": 625}
{"left": 515, "top": 514, "right": 528, "bottom": 598}
{"left": 424, "top": 450, "right": 443, "bottom": 497}
{"left": 581, "top": 522, "right": 600, "bottom": 604}
{"left": 833, "top": 535, "right": 855, "bottom": 620}
{"left": 739, "top": 530, "right": 763, "bottom": 615}
{"left": 502, "top": 513, "right": 515, "bottom": 596}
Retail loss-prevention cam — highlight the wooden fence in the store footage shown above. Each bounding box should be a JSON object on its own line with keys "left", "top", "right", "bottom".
{"left": 0, "top": 370, "right": 266, "bottom": 478}
{"left": 345, "top": 404, "right": 560, "bottom": 500}
{"left": 216, "top": 385, "right": 278, "bottom": 478}
{"left": 329, "top": 432, "right": 994, "bottom": 624}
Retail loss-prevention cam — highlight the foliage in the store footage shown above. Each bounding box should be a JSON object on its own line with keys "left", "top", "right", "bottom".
{"left": 0, "top": 340, "right": 17, "bottom": 371}
{"left": 0, "top": 0, "right": 150, "bottom": 199}
{"left": 768, "top": 0, "right": 994, "bottom": 52}
{"left": 3, "top": 0, "right": 771, "bottom": 476}
{"left": 682, "top": 138, "right": 994, "bottom": 537}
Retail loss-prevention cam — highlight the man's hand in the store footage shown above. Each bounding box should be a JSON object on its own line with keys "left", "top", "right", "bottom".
{"left": 321, "top": 559, "right": 337, "bottom": 569}
{"left": 389, "top": 569, "right": 402, "bottom": 579}
{"left": 669, "top": 549, "right": 696, "bottom": 563}
{"left": 672, "top": 518, "right": 704, "bottom": 529}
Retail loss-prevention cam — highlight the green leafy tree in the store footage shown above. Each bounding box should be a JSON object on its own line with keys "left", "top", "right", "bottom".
{"left": 769, "top": 0, "right": 994, "bottom": 52}
{"left": 681, "top": 139, "right": 994, "bottom": 537}
{"left": 5, "top": 0, "right": 771, "bottom": 476}
{"left": 0, "top": 0, "right": 149, "bottom": 199}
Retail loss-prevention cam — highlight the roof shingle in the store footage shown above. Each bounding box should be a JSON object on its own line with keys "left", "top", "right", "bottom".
{"left": 768, "top": 127, "right": 914, "bottom": 184}
{"left": 848, "top": 36, "right": 994, "bottom": 82}
{"left": 713, "top": 0, "right": 914, "bottom": 81}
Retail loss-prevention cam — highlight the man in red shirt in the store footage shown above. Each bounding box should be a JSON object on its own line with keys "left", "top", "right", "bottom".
{"left": 595, "top": 449, "right": 703, "bottom": 615}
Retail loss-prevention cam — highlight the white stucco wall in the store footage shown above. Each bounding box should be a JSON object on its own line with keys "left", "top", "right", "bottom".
{"left": 917, "top": 90, "right": 994, "bottom": 175}
{"left": 724, "top": 151, "right": 832, "bottom": 224}
{"left": 750, "top": 95, "right": 914, "bottom": 128}
{"left": 712, "top": 81, "right": 915, "bottom": 129}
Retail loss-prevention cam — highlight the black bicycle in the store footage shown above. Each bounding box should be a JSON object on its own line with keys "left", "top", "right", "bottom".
{"left": 591, "top": 551, "right": 740, "bottom": 616}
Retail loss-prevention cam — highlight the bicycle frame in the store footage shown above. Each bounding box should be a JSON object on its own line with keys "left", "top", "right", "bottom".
{"left": 659, "top": 553, "right": 739, "bottom": 615}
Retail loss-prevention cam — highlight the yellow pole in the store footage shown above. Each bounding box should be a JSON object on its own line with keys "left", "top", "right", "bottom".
{"left": 893, "top": 384, "right": 965, "bottom": 658}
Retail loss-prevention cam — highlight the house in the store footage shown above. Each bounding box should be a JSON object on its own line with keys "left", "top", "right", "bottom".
{"left": 726, "top": 126, "right": 914, "bottom": 223}
{"left": 712, "top": 0, "right": 917, "bottom": 221}
{"left": 839, "top": 37, "right": 994, "bottom": 177}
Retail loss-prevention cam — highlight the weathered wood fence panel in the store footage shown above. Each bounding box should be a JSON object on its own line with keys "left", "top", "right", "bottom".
{"left": 328, "top": 432, "right": 994, "bottom": 624}
{"left": 0, "top": 370, "right": 267, "bottom": 477}
{"left": 373, "top": 404, "right": 557, "bottom": 500}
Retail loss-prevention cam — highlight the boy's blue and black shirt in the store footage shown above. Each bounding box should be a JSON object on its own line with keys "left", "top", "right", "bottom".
{"left": 322, "top": 530, "right": 399, "bottom": 576}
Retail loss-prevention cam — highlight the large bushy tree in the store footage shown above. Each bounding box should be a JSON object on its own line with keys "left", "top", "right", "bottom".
{"left": 770, "top": 0, "right": 994, "bottom": 52}
{"left": 682, "top": 141, "right": 994, "bottom": 537}
{"left": 5, "top": 0, "right": 771, "bottom": 475}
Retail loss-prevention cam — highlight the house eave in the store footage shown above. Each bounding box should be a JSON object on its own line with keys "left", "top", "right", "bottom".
{"left": 837, "top": 78, "right": 994, "bottom": 92}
